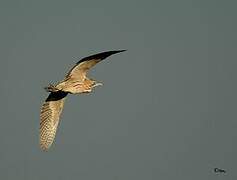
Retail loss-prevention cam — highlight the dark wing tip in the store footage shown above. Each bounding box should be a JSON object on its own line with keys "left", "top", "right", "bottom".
{"left": 46, "top": 91, "right": 68, "bottom": 102}
{"left": 77, "top": 50, "right": 127, "bottom": 64}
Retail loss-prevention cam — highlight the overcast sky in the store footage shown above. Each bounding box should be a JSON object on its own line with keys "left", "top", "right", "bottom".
{"left": 0, "top": 0, "right": 236, "bottom": 179}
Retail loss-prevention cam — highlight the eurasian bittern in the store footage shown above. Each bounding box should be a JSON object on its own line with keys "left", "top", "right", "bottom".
{"left": 40, "top": 50, "right": 126, "bottom": 151}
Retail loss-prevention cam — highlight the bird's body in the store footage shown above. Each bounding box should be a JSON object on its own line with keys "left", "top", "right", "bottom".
{"left": 40, "top": 50, "right": 126, "bottom": 151}
{"left": 48, "top": 77, "right": 98, "bottom": 94}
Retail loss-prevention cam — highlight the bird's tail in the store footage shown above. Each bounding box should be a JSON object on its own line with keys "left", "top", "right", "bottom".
{"left": 44, "top": 84, "right": 59, "bottom": 92}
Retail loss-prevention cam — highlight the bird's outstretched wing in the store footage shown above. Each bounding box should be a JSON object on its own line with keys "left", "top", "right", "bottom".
{"left": 65, "top": 50, "right": 126, "bottom": 81}
{"left": 40, "top": 91, "right": 68, "bottom": 151}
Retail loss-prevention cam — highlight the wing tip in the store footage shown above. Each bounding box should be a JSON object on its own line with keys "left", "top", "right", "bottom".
{"left": 40, "top": 141, "right": 52, "bottom": 151}
{"left": 77, "top": 49, "right": 127, "bottom": 64}
{"left": 104, "top": 49, "right": 127, "bottom": 57}
{"left": 114, "top": 49, "right": 127, "bottom": 53}
{"left": 40, "top": 145, "right": 49, "bottom": 151}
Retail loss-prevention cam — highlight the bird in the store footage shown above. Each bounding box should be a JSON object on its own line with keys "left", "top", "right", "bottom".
{"left": 40, "top": 50, "right": 126, "bottom": 151}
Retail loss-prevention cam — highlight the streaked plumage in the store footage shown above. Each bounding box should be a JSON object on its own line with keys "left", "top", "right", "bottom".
{"left": 40, "top": 50, "right": 126, "bottom": 151}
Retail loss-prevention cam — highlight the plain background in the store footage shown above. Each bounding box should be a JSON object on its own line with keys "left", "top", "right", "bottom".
{"left": 0, "top": 0, "right": 236, "bottom": 179}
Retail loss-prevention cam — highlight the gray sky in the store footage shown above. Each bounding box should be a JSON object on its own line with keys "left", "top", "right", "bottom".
{"left": 0, "top": 0, "right": 236, "bottom": 179}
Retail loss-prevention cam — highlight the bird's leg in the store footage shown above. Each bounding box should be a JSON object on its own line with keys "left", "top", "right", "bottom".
{"left": 44, "top": 84, "right": 60, "bottom": 92}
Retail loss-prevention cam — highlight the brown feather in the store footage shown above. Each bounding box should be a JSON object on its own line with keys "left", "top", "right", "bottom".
{"left": 65, "top": 50, "right": 126, "bottom": 81}
{"left": 40, "top": 91, "right": 68, "bottom": 151}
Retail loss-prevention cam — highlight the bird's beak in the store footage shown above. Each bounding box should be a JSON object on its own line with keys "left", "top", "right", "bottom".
{"left": 93, "top": 82, "right": 103, "bottom": 87}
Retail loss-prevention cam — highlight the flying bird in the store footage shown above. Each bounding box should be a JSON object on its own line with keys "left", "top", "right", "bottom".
{"left": 40, "top": 50, "right": 126, "bottom": 151}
